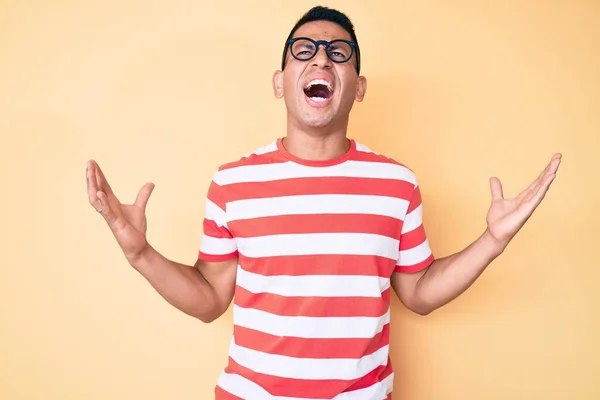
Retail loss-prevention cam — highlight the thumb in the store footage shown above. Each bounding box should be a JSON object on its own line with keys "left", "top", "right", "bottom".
{"left": 134, "top": 183, "right": 155, "bottom": 211}
{"left": 489, "top": 177, "right": 504, "bottom": 201}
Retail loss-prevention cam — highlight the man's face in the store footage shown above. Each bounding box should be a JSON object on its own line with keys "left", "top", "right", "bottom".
{"left": 273, "top": 20, "right": 367, "bottom": 130}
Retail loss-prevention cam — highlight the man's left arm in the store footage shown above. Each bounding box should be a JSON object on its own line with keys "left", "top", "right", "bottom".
{"left": 392, "top": 153, "right": 562, "bottom": 315}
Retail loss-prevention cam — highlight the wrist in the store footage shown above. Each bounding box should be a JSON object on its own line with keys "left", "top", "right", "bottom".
{"left": 481, "top": 229, "right": 508, "bottom": 259}
{"left": 127, "top": 242, "right": 155, "bottom": 269}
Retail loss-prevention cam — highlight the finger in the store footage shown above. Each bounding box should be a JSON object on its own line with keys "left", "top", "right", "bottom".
{"left": 535, "top": 154, "right": 561, "bottom": 183}
{"left": 522, "top": 172, "right": 557, "bottom": 213}
{"left": 531, "top": 161, "right": 552, "bottom": 189}
{"left": 517, "top": 172, "right": 545, "bottom": 203}
{"left": 489, "top": 177, "right": 503, "bottom": 201}
{"left": 93, "top": 160, "right": 114, "bottom": 195}
{"left": 533, "top": 168, "right": 558, "bottom": 197}
{"left": 97, "top": 190, "right": 119, "bottom": 227}
{"left": 530, "top": 155, "right": 561, "bottom": 194}
{"left": 548, "top": 153, "right": 562, "bottom": 174}
{"left": 87, "top": 160, "right": 102, "bottom": 210}
{"left": 517, "top": 156, "right": 556, "bottom": 202}
{"left": 134, "top": 183, "right": 155, "bottom": 211}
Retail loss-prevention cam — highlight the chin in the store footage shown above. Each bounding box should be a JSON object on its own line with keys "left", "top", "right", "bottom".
{"left": 297, "top": 103, "right": 339, "bottom": 127}
{"left": 285, "top": 99, "right": 344, "bottom": 131}
{"left": 299, "top": 114, "right": 336, "bottom": 129}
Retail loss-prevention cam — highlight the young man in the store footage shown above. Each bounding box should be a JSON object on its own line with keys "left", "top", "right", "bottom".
{"left": 86, "top": 6, "right": 561, "bottom": 399}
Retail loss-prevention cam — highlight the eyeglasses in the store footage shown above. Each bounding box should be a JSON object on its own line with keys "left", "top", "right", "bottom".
{"left": 281, "top": 37, "right": 360, "bottom": 73}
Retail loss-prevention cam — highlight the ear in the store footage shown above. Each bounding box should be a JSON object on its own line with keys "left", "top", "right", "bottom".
{"left": 272, "top": 70, "right": 284, "bottom": 99}
{"left": 355, "top": 76, "right": 367, "bottom": 102}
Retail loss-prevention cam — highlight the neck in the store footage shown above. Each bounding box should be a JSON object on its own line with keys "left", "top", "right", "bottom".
{"left": 284, "top": 119, "right": 350, "bottom": 161}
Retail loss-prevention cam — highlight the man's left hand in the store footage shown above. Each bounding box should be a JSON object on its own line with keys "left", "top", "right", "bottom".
{"left": 485, "top": 153, "right": 562, "bottom": 248}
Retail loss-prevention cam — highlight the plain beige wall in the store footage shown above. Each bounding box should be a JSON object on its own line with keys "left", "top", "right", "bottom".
{"left": 1, "top": 1, "right": 598, "bottom": 399}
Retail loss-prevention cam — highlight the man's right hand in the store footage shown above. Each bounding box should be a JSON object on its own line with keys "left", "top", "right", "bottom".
{"left": 86, "top": 160, "right": 155, "bottom": 264}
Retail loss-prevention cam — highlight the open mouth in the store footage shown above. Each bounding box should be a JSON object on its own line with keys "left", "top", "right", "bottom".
{"left": 303, "top": 79, "right": 334, "bottom": 103}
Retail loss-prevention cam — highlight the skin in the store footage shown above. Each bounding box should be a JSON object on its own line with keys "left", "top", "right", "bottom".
{"left": 272, "top": 20, "right": 366, "bottom": 161}
{"left": 86, "top": 20, "right": 561, "bottom": 321}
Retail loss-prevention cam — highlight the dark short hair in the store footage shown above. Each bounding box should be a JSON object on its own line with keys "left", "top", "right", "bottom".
{"left": 281, "top": 6, "right": 361, "bottom": 74}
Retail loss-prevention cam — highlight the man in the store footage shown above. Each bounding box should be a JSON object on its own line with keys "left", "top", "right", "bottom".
{"left": 86, "top": 6, "right": 561, "bottom": 399}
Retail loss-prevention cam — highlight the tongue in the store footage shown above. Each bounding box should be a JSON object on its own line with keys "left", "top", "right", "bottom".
{"left": 305, "top": 84, "right": 331, "bottom": 99}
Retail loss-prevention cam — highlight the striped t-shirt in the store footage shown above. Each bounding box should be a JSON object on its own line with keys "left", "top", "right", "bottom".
{"left": 198, "top": 138, "right": 435, "bottom": 400}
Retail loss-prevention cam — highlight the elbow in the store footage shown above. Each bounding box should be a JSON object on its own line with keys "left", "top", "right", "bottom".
{"left": 199, "top": 315, "right": 217, "bottom": 323}
{"left": 410, "top": 306, "right": 431, "bottom": 316}
{"left": 406, "top": 299, "right": 436, "bottom": 316}
{"left": 195, "top": 304, "right": 227, "bottom": 324}
{"left": 413, "top": 306, "right": 433, "bottom": 316}
{"left": 196, "top": 309, "right": 222, "bottom": 323}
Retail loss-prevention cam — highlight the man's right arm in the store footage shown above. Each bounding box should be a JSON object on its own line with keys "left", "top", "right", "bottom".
{"left": 130, "top": 245, "right": 238, "bottom": 323}
{"left": 86, "top": 159, "right": 237, "bottom": 323}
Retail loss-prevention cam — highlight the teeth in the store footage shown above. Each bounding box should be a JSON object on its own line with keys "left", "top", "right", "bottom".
{"left": 310, "top": 97, "right": 327, "bottom": 102}
{"left": 306, "top": 79, "right": 332, "bottom": 91}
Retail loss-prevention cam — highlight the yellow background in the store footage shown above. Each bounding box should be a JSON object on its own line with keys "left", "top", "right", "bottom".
{"left": 1, "top": 1, "right": 598, "bottom": 399}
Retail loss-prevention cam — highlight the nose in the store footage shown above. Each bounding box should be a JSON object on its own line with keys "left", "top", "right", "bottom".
{"left": 311, "top": 44, "right": 332, "bottom": 69}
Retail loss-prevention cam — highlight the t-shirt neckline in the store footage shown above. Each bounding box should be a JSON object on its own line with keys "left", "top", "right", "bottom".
{"left": 276, "top": 137, "right": 357, "bottom": 167}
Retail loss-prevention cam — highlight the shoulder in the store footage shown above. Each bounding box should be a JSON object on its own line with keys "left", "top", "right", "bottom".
{"left": 210, "top": 140, "right": 282, "bottom": 184}
{"left": 218, "top": 141, "right": 280, "bottom": 170}
{"left": 354, "top": 140, "right": 411, "bottom": 169}
{"left": 353, "top": 140, "right": 418, "bottom": 186}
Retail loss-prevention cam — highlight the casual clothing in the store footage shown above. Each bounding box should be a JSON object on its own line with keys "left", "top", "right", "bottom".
{"left": 198, "top": 138, "right": 434, "bottom": 399}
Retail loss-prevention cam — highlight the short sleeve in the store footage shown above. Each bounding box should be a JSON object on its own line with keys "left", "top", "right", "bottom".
{"left": 395, "top": 180, "right": 435, "bottom": 273}
{"left": 198, "top": 176, "right": 238, "bottom": 262}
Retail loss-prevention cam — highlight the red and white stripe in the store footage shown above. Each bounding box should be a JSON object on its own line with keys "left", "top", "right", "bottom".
{"left": 198, "top": 139, "right": 433, "bottom": 399}
{"left": 216, "top": 369, "right": 394, "bottom": 399}
{"left": 213, "top": 159, "right": 417, "bottom": 186}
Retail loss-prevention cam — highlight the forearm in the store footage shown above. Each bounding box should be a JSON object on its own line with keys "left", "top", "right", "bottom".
{"left": 129, "top": 245, "right": 221, "bottom": 322}
{"left": 412, "top": 230, "right": 506, "bottom": 314}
